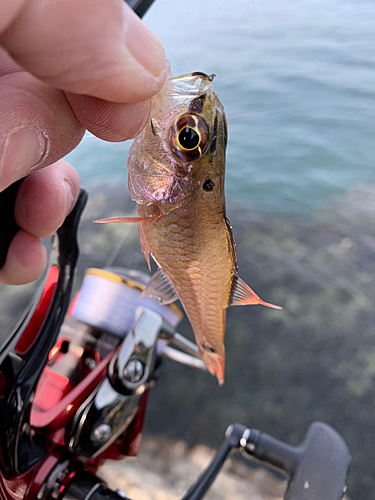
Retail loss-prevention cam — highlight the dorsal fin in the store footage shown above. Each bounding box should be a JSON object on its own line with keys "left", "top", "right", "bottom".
{"left": 141, "top": 269, "right": 178, "bottom": 305}
{"left": 227, "top": 275, "right": 282, "bottom": 309}
{"left": 224, "top": 216, "right": 238, "bottom": 273}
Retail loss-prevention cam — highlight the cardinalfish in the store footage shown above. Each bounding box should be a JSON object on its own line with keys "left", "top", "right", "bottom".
{"left": 95, "top": 72, "right": 281, "bottom": 384}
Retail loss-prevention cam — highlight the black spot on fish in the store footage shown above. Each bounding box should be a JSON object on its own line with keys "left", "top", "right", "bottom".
{"left": 203, "top": 179, "right": 214, "bottom": 191}
{"left": 150, "top": 119, "right": 156, "bottom": 135}
{"left": 202, "top": 343, "right": 216, "bottom": 353}
{"left": 189, "top": 94, "right": 206, "bottom": 113}
{"left": 223, "top": 115, "right": 228, "bottom": 149}
{"left": 210, "top": 113, "right": 218, "bottom": 153}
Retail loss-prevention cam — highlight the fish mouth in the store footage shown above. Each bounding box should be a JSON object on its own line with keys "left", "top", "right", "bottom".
{"left": 167, "top": 73, "right": 215, "bottom": 99}
{"left": 190, "top": 72, "right": 216, "bottom": 82}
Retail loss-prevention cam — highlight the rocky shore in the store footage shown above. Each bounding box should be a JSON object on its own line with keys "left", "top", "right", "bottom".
{"left": 100, "top": 435, "right": 287, "bottom": 500}
{"left": 2, "top": 180, "right": 374, "bottom": 499}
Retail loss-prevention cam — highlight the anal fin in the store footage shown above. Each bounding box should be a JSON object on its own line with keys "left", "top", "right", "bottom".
{"left": 228, "top": 275, "right": 282, "bottom": 310}
{"left": 141, "top": 269, "right": 178, "bottom": 305}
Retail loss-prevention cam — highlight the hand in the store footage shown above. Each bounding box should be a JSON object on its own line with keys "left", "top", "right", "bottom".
{"left": 0, "top": 0, "right": 167, "bottom": 285}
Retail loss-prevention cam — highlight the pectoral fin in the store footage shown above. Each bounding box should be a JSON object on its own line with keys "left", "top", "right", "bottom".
{"left": 94, "top": 215, "right": 155, "bottom": 223}
{"left": 141, "top": 269, "right": 178, "bottom": 305}
{"left": 228, "top": 275, "right": 282, "bottom": 309}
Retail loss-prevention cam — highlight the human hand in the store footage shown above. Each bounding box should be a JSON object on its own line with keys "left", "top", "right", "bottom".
{"left": 0, "top": 0, "right": 167, "bottom": 285}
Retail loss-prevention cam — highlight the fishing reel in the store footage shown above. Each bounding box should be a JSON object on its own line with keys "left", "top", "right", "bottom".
{"left": 0, "top": 189, "right": 205, "bottom": 500}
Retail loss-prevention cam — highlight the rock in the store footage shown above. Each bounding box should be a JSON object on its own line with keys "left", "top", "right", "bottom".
{"left": 100, "top": 436, "right": 286, "bottom": 500}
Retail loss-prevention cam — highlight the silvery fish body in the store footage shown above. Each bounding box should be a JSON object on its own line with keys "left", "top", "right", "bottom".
{"left": 97, "top": 73, "right": 280, "bottom": 384}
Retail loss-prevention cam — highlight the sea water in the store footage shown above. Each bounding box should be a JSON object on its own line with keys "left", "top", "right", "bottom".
{"left": 66, "top": 0, "right": 375, "bottom": 218}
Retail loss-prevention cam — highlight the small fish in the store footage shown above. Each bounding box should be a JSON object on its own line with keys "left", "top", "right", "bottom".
{"left": 95, "top": 72, "right": 281, "bottom": 384}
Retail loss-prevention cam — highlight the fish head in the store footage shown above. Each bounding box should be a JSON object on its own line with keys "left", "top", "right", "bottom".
{"left": 127, "top": 72, "right": 228, "bottom": 216}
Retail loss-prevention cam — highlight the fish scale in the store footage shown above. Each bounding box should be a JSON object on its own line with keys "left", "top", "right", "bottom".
{"left": 138, "top": 198, "right": 238, "bottom": 383}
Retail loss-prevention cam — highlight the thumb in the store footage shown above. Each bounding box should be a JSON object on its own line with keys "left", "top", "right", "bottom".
{"left": 0, "top": 0, "right": 167, "bottom": 103}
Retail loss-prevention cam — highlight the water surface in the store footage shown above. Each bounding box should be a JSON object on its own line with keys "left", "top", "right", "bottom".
{"left": 67, "top": 0, "right": 375, "bottom": 217}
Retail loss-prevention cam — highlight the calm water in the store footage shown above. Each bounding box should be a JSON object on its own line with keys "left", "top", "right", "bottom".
{"left": 67, "top": 0, "right": 375, "bottom": 217}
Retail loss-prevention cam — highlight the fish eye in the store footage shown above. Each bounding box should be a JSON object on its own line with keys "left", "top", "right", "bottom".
{"left": 169, "top": 114, "right": 208, "bottom": 161}
{"left": 178, "top": 127, "right": 200, "bottom": 151}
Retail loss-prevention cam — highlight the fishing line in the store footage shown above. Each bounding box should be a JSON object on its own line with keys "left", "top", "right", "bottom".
{"left": 104, "top": 228, "right": 129, "bottom": 267}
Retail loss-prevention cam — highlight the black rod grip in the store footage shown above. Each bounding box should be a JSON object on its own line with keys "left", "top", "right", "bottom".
{"left": 245, "top": 429, "right": 299, "bottom": 475}
{"left": 0, "top": 179, "right": 24, "bottom": 269}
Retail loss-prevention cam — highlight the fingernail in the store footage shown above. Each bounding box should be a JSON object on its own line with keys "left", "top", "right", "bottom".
{"left": 0, "top": 128, "right": 47, "bottom": 191}
{"left": 124, "top": 6, "right": 166, "bottom": 77}
{"left": 63, "top": 178, "right": 77, "bottom": 214}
